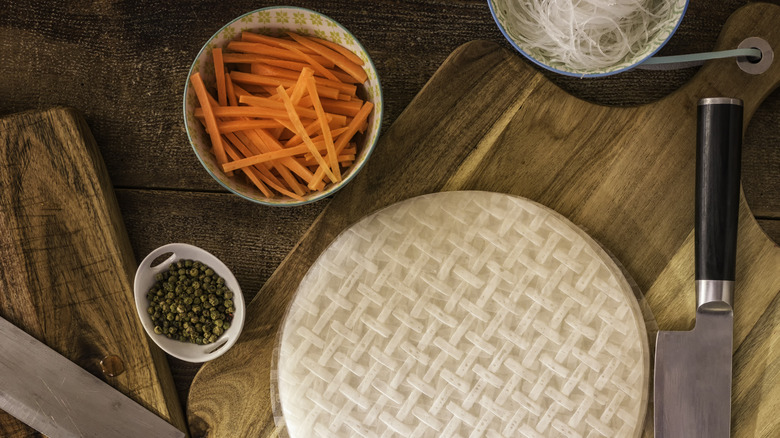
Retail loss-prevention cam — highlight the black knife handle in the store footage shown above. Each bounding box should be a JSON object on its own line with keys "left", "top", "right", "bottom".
{"left": 696, "top": 98, "right": 743, "bottom": 282}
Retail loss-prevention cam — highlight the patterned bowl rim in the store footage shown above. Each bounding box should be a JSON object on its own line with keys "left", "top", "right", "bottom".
{"left": 182, "top": 6, "right": 384, "bottom": 206}
{"left": 487, "top": 0, "right": 691, "bottom": 78}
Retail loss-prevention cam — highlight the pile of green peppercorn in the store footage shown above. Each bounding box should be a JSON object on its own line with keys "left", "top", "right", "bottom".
{"left": 146, "top": 259, "right": 235, "bottom": 345}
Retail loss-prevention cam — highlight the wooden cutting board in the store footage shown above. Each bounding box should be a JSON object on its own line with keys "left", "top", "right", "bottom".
{"left": 0, "top": 108, "right": 187, "bottom": 436}
{"left": 187, "top": 3, "right": 780, "bottom": 437}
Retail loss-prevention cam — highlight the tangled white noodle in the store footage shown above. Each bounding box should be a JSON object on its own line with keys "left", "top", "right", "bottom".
{"left": 501, "top": 0, "right": 675, "bottom": 71}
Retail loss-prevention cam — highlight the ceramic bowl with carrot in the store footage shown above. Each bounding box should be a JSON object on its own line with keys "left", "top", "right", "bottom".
{"left": 183, "top": 7, "right": 383, "bottom": 206}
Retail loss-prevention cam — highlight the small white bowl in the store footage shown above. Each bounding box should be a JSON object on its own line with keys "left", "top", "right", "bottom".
{"left": 133, "top": 243, "right": 245, "bottom": 363}
{"left": 183, "top": 6, "right": 383, "bottom": 206}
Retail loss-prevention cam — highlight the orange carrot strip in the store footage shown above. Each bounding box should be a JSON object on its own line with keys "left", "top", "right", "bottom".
{"left": 190, "top": 72, "right": 229, "bottom": 172}
{"left": 238, "top": 94, "right": 348, "bottom": 126}
{"left": 308, "top": 35, "right": 365, "bottom": 66}
{"left": 221, "top": 137, "right": 272, "bottom": 197}
{"left": 226, "top": 41, "right": 335, "bottom": 68}
{"left": 286, "top": 125, "right": 349, "bottom": 148}
{"left": 245, "top": 62, "right": 356, "bottom": 95}
{"left": 276, "top": 41, "right": 340, "bottom": 82}
{"left": 224, "top": 134, "right": 303, "bottom": 200}
{"left": 289, "top": 67, "right": 312, "bottom": 105}
{"left": 224, "top": 55, "right": 359, "bottom": 83}
{"left": 223, "top": 134, "right": 344, "bottom": 172}
{"left": 218, "top": 119, "right": 285, "bottom": 133}
{"left": 213, "top": 48, "right": 227, "bottom": 107}
{"left": 303, "top": 154, "right": 355, "bottom": 166}
{"left": 229, "top": 71, "right": 339, "bottom": 100}
{"left": 305, "top": 75, "right": 340, "bottom": 182}
{"left": 287, "top": 32, "right": 368, "bottom": 83}
{"left": 225, "top": 74, "right": 238, "bottom": 106}
{"left": 236, "top": 130, "right": 308, "bottom": 195}
{"left": 223, "top": 132, "right": 290, "bottom": 190}
{"left": 245, "top": 129, "right": 316, "bottom": 187}
{"left": 241, "top": 32, "right": 318, "bottom": 55}
{"left": 311, "top": 101, "right": 373, "bottom": 187}
{"left": 195, "top": 105, "right": 293, "bottom": 120}
{"left": 298, "top": 95, "right": 362, "bottom": 117}
{"left": 276, "top": 85, "right": 337, "bottom": 187}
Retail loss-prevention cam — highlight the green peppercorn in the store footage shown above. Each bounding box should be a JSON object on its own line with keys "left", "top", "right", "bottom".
{"left": 145, "top": 259, "right": 235, "bottom": 345}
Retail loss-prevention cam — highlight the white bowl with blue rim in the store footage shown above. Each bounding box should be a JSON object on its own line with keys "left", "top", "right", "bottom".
{"left": 183, "top": 6, "right": 383, "bottom": 206}
{"left": 488, "top": 0, "right": 690, "bottom": 78}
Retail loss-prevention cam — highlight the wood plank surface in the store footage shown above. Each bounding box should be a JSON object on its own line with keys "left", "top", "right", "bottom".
{"left": 0, "top": 108, "right": 187, "bottom": 436}
{"left": 187, "top": 4, "right": 780, "bottom": 437}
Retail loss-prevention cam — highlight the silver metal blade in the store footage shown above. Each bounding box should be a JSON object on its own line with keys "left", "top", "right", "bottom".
{"left": 0, "top": 316, "right": 185, "bottom": 438}
{"left": 654, "top": 303, "right": 733, "bottom": 437}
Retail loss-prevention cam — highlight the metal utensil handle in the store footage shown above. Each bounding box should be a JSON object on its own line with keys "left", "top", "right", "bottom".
{"left": 695, "top": 98, "right": 743, "bottom": 308}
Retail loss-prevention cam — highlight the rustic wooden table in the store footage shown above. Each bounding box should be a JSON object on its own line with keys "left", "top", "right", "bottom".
{"left": 1, "top": 0, "right": 778, "bottom": 426}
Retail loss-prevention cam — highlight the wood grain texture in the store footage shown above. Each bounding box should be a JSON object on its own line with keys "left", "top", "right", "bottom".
{"left": 187, "top": 3, "right": 780, "bottom": 437}
{"left": 0, "top": 108, "right": 187, "bottom": 436}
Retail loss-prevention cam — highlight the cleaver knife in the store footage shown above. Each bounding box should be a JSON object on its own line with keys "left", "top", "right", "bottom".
{"left": 654, "top": 97, "right": 743, "bottom": 437}
{"left": 0, "top": 315, "right": 185, "bottom": 438}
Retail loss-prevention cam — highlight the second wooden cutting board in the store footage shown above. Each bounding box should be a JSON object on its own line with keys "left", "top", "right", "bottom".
{"left": 187, "top": 3, "right": 780, "bottom": 437}
{"left": 0, "top": 108, "right": 187, "bottom": 436}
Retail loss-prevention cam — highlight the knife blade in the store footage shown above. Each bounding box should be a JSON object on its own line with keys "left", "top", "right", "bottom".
{"left": 654, "top": 97, "right": 742, "bottom": 437}
{"left": 0, "top": 316, "right": 185, "bottom": 438}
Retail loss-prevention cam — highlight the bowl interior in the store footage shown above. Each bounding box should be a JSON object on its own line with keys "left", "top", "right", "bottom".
{"left": 183, "top": 7, "right": 383, "bottom": 205}
{"left": 133, "top": 243, "right": 245, "bottom": 363}
{"left": 488, "top": 0, "right": 689, "bottom": 77}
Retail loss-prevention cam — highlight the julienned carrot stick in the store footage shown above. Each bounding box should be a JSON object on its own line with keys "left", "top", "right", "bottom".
{"left": 223, "top": 55, "right": 358, "bottom": 82}
{"left": 225, "top": 74, "right": 238, "bottom": 106}
{"left": 289, "top": 67, "right": 312, "bottom": 105}
{"left": 226, "top": 41, "right": 335, "bottom": 68}
{"left": 246, "top": 63, "right": 356, "bottom": 95}
{"left": 229, "top": 71, "right": 340, "bottom": 100}
{"left": 308, "top": 35, "right": 365, "bottom": 66}
{"left": 238, "top": 94, "right": 348, "bottom": 126}
{"left": 277, "top": 41, "right": 340, "bottom": 82}
{"left": 245, "top": 128, "right": 317, "bottom": 187}
{"left": 276, "top": 85, "right": 337, "bottom": 186}
{"left": 235, "top": 130, "right": 308, "bottom": 196}
{"left": 286, "top": 125, "right": 348, "bottom": 148}
{"left": 240, "top": 31, "right": 318, "bottom": 55}
{"left": 213, "top": 48, "right": 227, "bottom": 107}
{"left": 310, "top": 101, "right": 373, "bottom": 187}
{"left": 223, "top": 132, "right": 284, "bottom": 187}
{"left": 298, "top": 95, "right": 362, "bottom": 117}
{"left": 195, "top": 105, "right": 294, "bottom": 120}
{"left": 305, "top": 75, "right": 340, "bottom": 181}
{"left": 223, "top": 131, "right": 347, "bottom": 173}
{"left": 303, "top": 154, "right": 355, "bottom": 166}
{"left": 287, "top": 32, "right": 368, "bottom": 83}
{"left": 217, "top": 119, "right": 284, "bottom": 133}
{"left": 221, "top": 138, "right": 272, "bottom": 196}
{"left": 223, "top": 133, "right": 303, "bottom": 200}
{"left": 190, "top": 72, "right": 229, "bottom": 171}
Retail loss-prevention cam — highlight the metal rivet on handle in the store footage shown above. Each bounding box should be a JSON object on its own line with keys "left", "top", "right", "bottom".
{"left": 737, "top": 37, "right": 773, "bottom": 74}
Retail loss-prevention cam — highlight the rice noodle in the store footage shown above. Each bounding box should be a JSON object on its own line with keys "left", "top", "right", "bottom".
{"left": 499, "top": 0, "right": 676, "bottom": 71}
